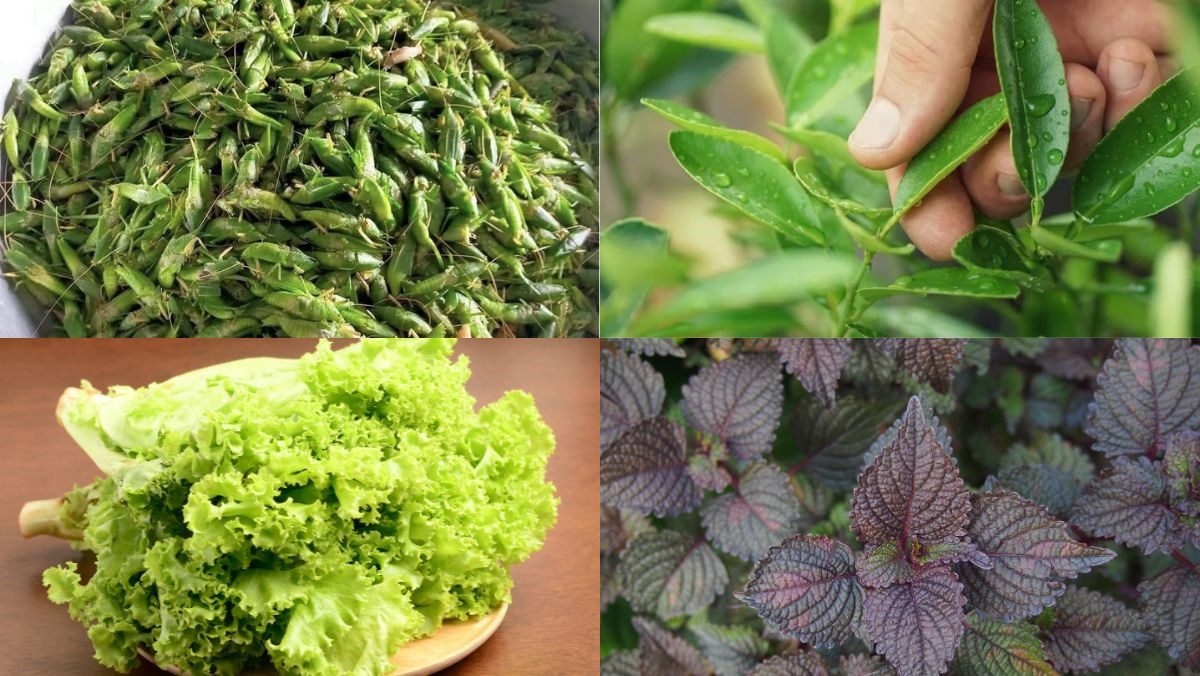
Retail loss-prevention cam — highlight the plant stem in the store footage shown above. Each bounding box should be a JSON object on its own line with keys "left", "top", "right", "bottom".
{"left": 19, "top": 497, "right": 81, "bottom": 540}
{"left": 836, "top": 252, "right": 875, "bottom": 337}
{"left": 1171, "top": 549, "right": 1198, "bottom": 570}
{"left": 601, "top": 98, "right": 636, "bottom": 218}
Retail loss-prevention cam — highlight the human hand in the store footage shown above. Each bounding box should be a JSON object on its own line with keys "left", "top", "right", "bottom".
{"left": 849, "top": 0, "right": 1171, "bottom": 260}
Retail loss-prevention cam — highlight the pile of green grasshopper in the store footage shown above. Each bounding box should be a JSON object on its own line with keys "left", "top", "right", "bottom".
{"left": 1, "top": 0, "right": 598, "bottom": 337}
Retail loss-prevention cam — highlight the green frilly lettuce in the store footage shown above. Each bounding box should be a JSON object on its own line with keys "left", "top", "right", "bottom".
{"left": 42, "top": 339, "right": 558, "bottom": 676}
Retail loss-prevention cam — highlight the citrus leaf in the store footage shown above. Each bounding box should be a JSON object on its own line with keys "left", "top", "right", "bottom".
{"left": 764, "top": 14, "right": 813, "bottom": 95}
{"left": 669, "top": 130, "right": 825, "bottom": 246}
{"left": 618, "top": 531, "right": 729, "bottom": 620}
{"left": 600, "top": 417, "right": 702, "bottom": 517}
{"left": 643, "top": 98, "right": 787, "bottom": 163}
{"left": 750, "top": 651, "right": 830, "bottom": 676}
{"left": 892, "top": 94, "right": 1008, "bottom": 223}
{"left": 1039, "top": 212, "right": 1154, "bottom": 242}
{"left": 689, "top": 615, "right": 771, "bottom": 676}
{"left": 1138, "top": 565, "right": 1200, "bottom": 669}
{"left": 792, "top": 397, "right": 904, "bottom": 490}
{"left": 862, "top": 564, "right": 966, "bottom": 676}
{"left": 1073, "top": 69, "right": 1200, "bottom": 226}
{"left": 602, "top": 0, "right": 722, "bottom": 100}
{"left": 609, "top": 338, "right": 686, "bottom": 359}
{"left": 883, "top": 339, "right": 967, "bottom": 394}
{"left": 851, "top": 397, "right": 973, "bottom": 550}
{"left": 954, "top": 611, "right": 1054, "bottom": 675}
{"left": 600, "top": 218, "right": 686, "bottom": 336}
{"left": 952, "top": 227, "right": 1050, "bottom": 292}
{"left": 830, "top": 0, "right": 880, "bottom": 33}
{"left": 644, "top": 12, "right": 764, "bottom": 53}
{"left": 793, "top": 156, "right": 893, "bottom": 219}
{"left": 1085, "top": 339, "right": 1200, "bottom": 459}
{"left": 994, "top": 0, "right": 1070, "bottom": 224}
{"left": 600, "top": 350, "right": 665, "bottom": 451}
{"left": 773, "top": 126, "right": 887, "bottom": 186}
{"left": 771, "top": 338, "right": 852, "bottom": 407}
{"left": 959, "top": 490, "right": 1114, "bottom": 622}
{"left": 1030, "top": 225, "right": 1123, "bottom": 262}
{"left": 737, "top": 535, "right": 864, "bottom": 647}
{"left": 859, "top": 268, "right": 1022, "bottom": 302}
{"left": 1071, "top": 456, "right": 1186, "bottom": 555}
{"left": 1044, "top": 586, "right": 1150, "bottom": 673}
{"left": 785, "top": 21, "right": 878, "bottom": 127}
{"left": 1152, "top": 242, "right": 1192, "bottom": 338}
{"left": 632, "top": 616, "right": 712, "bottom": 675}
{"left": 682, "top": 352, "right": 785, "bottom": 462}
{"left": 701, "top": 462, "right": 800, "bottom": 561}
{"left": 632, "top": 250, "right": 857, "bottom": 334}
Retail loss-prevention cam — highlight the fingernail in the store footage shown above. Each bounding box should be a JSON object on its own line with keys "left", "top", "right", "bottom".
{"left": 1108, "top": 58, "right": 1145, "bottom": 92}
{"left": 997, "top": 173, "right": 1027, "bottom": 197}
{"left": 850, "top": 97, "right": 901, "bottom": 151}
{"left": 1070, "top": 97, "right": 1093, "bottom": 131}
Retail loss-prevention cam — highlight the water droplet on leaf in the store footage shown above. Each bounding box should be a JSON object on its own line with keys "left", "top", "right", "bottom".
{"left": 1025, "top": 94, "right": 1055, "bottom": 117}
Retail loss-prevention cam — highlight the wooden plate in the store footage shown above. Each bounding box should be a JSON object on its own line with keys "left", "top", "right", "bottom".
{"left": 138, "top": 604, "right": 508, "bottom": 676}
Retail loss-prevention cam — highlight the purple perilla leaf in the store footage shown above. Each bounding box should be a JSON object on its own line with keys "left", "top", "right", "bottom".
{"left": 682, "top": 352, "right": 784, "bottom": 462}
{"left": 600, "top": 417, "right": 701, "bottom": 517}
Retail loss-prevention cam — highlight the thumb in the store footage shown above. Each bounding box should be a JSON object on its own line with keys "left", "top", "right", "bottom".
{"left": 850, "top": 0, "right": 991, "bottom": 171}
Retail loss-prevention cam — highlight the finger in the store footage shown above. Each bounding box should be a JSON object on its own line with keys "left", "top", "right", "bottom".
{"left": 1061, "top": 62, "right": 1107, "bottom": 171}
{"left": 1158, "top": 56, "right": 1178, "bottom": 80}
{"left": 1097, "top": 37, "right": 1163, "bottom": 131}
{"left": 850, "top": 0, "right": 992, "bottom": 171}
{"left": 886, "top": 166, "right": 976, "bottom": 261}
{"left": 1045, "top": 0, "right": 1169, "bottom": 64}
{"left": 961, "top": 130, "right": 1030, "bottom": 220}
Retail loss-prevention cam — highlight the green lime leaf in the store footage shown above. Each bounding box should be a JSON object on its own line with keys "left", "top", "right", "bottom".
{"left": 643, "top": 98, "right": 787, "bottom": 162}
{"left": 600, "top": 219, "right": 690, "bottom": 336}
{"left": 1039, "top": 213, "right": 1154, "bottom": 242}
{"left": 644, "top": 12, "right": 764, "bottom": 53}
{"left": 829, "top": 0, "right": 880, "bottom": 34}
{"left": 1152, "top": 242, "right": 1192, "bottom": 338}
{"left": 1030, "top": 225, "right": 1123, "bottom": 262}
{"left": 1074, "top": 69, "right": 1200, "bottom": 225}
{"left": 603, "top": 0, "right": 721, "bottom": 101}
{"left": 784, "top": 21, "right": 877, "bottom": 128}
{"left": 633, "top": 250, "right": 858, "bottom": 332}
{"left": 952, "top": 226, "right": 1050, "bottom": 292}
{"left": 859, "top": 268, "right": 1021, "bottom": 300}
{"left": 763, "top": 14, "right": 814, "bottom": 95}
{"left": 863, "top": 305, "right": 994, "bottom": 338}
{"left": 669, "top": 130, "right": 825, "bottom": 245}
{"left": 1172, "top": 2, "right": 1200, "bottom": 86}
{"left": 773, "top": 125, "right": 887, "bottom": 185}
{"left": 635, "top": 307, "right": 803, "bottom": 337}
{"left": 994, "top": 0, "right": 1070, "bottom": 225}
{"left": 892, "top": 95, "right": 1009, "bottom": 223}
{"left": 793, "top": 156, "right": 891, "bottom": 218}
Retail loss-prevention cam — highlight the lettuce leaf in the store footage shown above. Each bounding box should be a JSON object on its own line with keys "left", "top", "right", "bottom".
{"left": 42, "top": 340, "right": 558, "bottom": 676}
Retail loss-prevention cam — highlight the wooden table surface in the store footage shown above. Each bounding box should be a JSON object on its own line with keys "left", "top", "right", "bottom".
{"left": 0, "top": 339, "right": 600, "bottom": 676}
